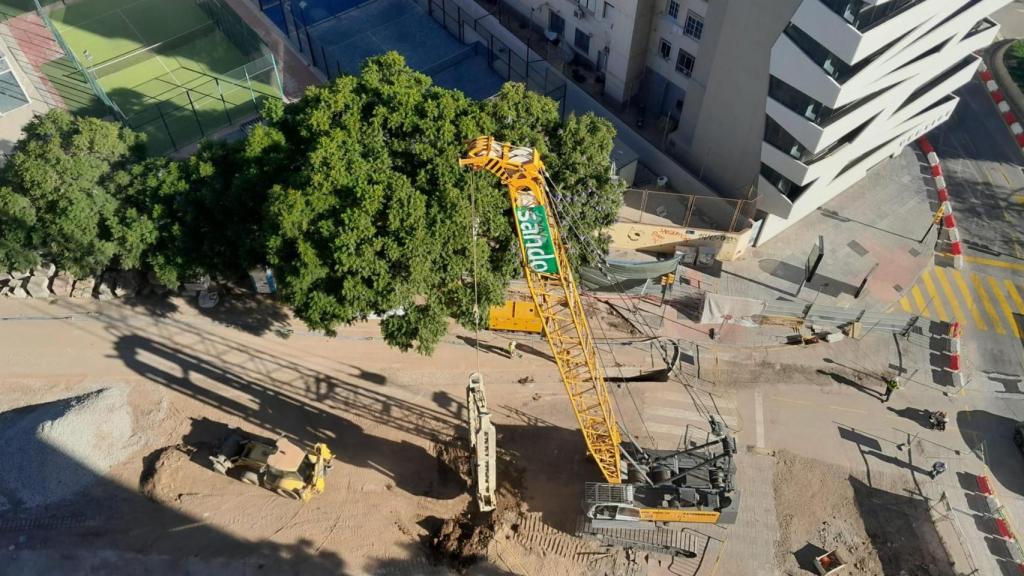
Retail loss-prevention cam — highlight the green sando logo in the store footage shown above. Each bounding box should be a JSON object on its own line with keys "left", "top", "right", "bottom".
{"left": 515, "top": 205, "right": 560, "bottom": 274}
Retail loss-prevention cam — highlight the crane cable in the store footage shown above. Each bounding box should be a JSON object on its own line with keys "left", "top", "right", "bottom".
{"left": 542, "top": 174, "right": 659, "bottom": 451}
{"left": 542, "top": 172, "right": 717, "bottom": 425}
{"left": 547, "top": 182, "right": 714, "bottom": 424}
{"left": 471, "top": 183, "right": 481, "bottom": 374}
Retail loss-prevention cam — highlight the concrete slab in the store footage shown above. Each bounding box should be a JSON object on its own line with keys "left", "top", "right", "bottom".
{"left": 716, "top": 145, "right": 935, "bottom": 311}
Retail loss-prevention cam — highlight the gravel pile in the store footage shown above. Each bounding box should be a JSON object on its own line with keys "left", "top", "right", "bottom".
{"left": 0, "top": 388, "right": 135, "bottom": 509}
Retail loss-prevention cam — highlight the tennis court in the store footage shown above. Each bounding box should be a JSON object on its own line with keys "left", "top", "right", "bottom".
{"left": 305, "top": 0, "right": 503, "bottom": 99}
{"left": 47, "top": 0, "right": 282, "bottom": 154}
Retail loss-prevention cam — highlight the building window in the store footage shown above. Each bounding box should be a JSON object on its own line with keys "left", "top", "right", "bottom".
{"left": 549, "top": 12, "right": 565, "bottom": 35}
{"left": 764, "top": 116, "right": 809, "bottom": 161}
{"left": 683, "top": 11, "right": 704, "bottom": 40}
{"left": 667, "top": 0, "right": 679, "bottom": 19}
{"left": 603, "top": 1, "right": 613, "bottom": 18}
{"left": 676, "top": 48, "right": 695, "bottom": 77}
{"left": 658, "top": 38, "right": 671, "bottom": 60}
{"left": 760, "top": 163, "right": 809, "bottom": 202}
{"left": 575, "top": 28, "right": 591, "bottom": 54}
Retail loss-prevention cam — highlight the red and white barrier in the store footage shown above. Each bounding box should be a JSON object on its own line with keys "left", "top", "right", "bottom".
{"left": 946, "top": 322, "right": 964, "bottom": 387}
{"left": 974, "top": 473, "right": 1024, "bottom": 571}
{"left": 979, "top": 64, "right": 1024, "bottom": 155}
{"left": 919, "top": 137, "right": 964, "bottom": 269}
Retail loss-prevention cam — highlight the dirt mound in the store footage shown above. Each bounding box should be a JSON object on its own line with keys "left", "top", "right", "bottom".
{"left": 428, "top": 435, "right": 527, "bottom": 572}
{"left": 139, "top": 445, "right": 192, "bottom": 503}
{"left": 0, "top": 387, "right": 138, "bottom": 510}
{"left": 774, "top": 450, "right": 952, "bottom": 576}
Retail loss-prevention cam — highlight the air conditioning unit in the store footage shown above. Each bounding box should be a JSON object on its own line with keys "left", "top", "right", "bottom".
{"left": 573, "top": 6, "right": 585, "bottom": 19}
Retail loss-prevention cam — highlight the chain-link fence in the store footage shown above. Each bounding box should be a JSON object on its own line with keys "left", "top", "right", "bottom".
{"left": 620, "top": 188, "right": 756, "bottom": 233}
{"left": 421, "top": 0, "right": 565, "bottom": 110}
{"left": 22, "top": 0, "right": 282, "bottom": 155}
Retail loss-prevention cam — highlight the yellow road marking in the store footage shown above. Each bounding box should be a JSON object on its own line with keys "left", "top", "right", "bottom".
{"left": 829, "top": 404, "right": 868, "bottom": 414}
{"left": 989, "top": 277, "right": 1021, "bottom": 338}
{"left": 982, "top": 167, "right": 995, "bottom": 187}
{"left": 921, "top": 270, "right": 949, "bottom": 321}
{"left": 952, "top": 269, "right": 988, "bottom": 331}
{"left": 911, "top": 285, "right": 931, "bottom": 318}
{"left": 899, "top": 296, "right": 912, "bottom": 313}
{"left": 1000, "top": 165, "right": 1013, "bottom": 188}
{"left": 1012, "top": 194, "right": 1024, "bottom": 204}
{"left": 1007, "top": 280, "right": 1024, "bottom": 314}
{"left": 964, "top": 255, "right": 1024, "bottom": 271}
{"left": 973, "top": 273, "right": 1006, "bottom": 335}
{"left": 771, "top": 396, "right": 812, "bottom": 406}
{"left": 934, "top": 267, "right": 967, "bottom": 325}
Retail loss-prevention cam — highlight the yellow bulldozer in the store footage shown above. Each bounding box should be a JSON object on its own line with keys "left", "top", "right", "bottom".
{"left": 210, "top": 429, "right": 334, "bottom": 501}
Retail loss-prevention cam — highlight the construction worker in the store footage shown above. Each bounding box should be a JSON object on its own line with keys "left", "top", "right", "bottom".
{"left": 883, "top": 377, "right": 900, "bottom": 403}
{"left": 930, "top": 461, "right": 947, "bottom": 479}
{"left": 507, "top": 340, "right": 519, "bottom": 359}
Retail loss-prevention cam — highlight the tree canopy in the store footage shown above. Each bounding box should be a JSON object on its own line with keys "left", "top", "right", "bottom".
{"left": 0, "top": 111, "right": 145, "bottom": 276}
{"left": 259, "top": 53, "right": 624, "bottom": 353}
{"left": 0, "top": 53, "right": 624, "bottom": 355}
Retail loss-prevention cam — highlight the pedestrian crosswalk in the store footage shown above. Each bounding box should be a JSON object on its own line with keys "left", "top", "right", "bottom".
{"left": 899, "top": 267, "right": 1024, "bottom": 337}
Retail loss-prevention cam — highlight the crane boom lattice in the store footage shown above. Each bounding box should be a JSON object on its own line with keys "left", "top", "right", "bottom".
{"left": 460, "top": 136, "right": 622, "bottom": 483}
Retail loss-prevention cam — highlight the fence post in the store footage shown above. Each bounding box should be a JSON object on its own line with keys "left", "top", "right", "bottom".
{"left": 215, "top": 78, "right": 232, "bottom": 125}
{"left": 158, "top": 104, "right": 177, "bottom": 152}
{"left": 186, "top": 89, "right": 205, "bottom": 139}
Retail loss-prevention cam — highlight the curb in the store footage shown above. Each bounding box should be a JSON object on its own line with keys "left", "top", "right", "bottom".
{"left": 917, "top": 137, "right": 963, "bottom": 269}
{"left": 978, "top": 59, "right": 1024, "bottom": 154}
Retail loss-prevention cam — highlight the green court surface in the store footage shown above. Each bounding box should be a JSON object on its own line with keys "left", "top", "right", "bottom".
{"left": 46, "top": 0, "right": 280, "bottom": 154}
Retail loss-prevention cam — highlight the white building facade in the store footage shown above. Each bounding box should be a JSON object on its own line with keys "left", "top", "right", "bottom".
{"left": 497, "top": 0, "right": 1007, "bottom": 244}
{"left": 753, "top": 0, "right": 1008, "bottom": 242}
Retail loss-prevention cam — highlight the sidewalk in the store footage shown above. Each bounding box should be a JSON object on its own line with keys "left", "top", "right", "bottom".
{"left": 714, "top": 145, "right": 936, "bottom": 312}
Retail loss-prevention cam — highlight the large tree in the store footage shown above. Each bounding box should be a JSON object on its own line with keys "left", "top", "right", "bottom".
{"left": 0, "top": 110, "right": 146, "bottom": 276}
{"left": 261, "top": 53, "right": 624, "bottom": 353}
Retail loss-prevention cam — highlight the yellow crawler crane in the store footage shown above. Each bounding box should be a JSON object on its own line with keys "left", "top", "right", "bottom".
{"left": 460, "top": 136, "right": 738, "bottom": 526}
{"left": 460, "top": 136, "right": 622, "bottom": 481}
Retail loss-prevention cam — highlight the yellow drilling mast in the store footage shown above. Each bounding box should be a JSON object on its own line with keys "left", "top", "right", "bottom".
{"left": 460, "top": 136, "right": 738, "bottom": 526}
{"left": 460, "top": 136, "right": 622, "bottom": 484}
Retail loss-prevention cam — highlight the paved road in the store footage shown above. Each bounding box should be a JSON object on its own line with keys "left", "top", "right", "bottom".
{"left": 994, "top": 0, "right": 1024, "bottom": 41}
{"left": 924, "top": 75, "right": 1024, "bottom": 572}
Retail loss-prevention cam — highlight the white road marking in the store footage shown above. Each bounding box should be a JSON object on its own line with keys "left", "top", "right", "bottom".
{"left": 755, "top": 388, "right": 765, "bottom": 448}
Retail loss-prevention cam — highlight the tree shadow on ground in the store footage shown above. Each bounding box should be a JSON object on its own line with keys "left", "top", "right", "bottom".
{"left": 180, "top": 292, "right": 291, "bottom": 336}
{"left": 0, "top": 412, "right": 347, "bottom": 574}
{"left": 849, "top": 476, "right": 954, "bottom": 576}
{"left": 956, "top": 410, "right": 1024, "bottom": 496}
{"left": 115, "top": 334, "right": 463, "bottom": 500}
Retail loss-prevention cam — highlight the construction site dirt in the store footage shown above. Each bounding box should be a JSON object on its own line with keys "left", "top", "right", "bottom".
{"left": 0, "top": 295, "right": 973, "bottom": 575}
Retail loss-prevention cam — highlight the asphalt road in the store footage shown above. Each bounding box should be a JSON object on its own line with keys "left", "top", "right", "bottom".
{"left": 924, "top": 75, "right": 1024, "bottom": 569}
{"left": 930, "top": 80, "right": 1024, "bottom": 264}
{"left": 994, "top": 0, "right": 1024, "bottom": 41}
